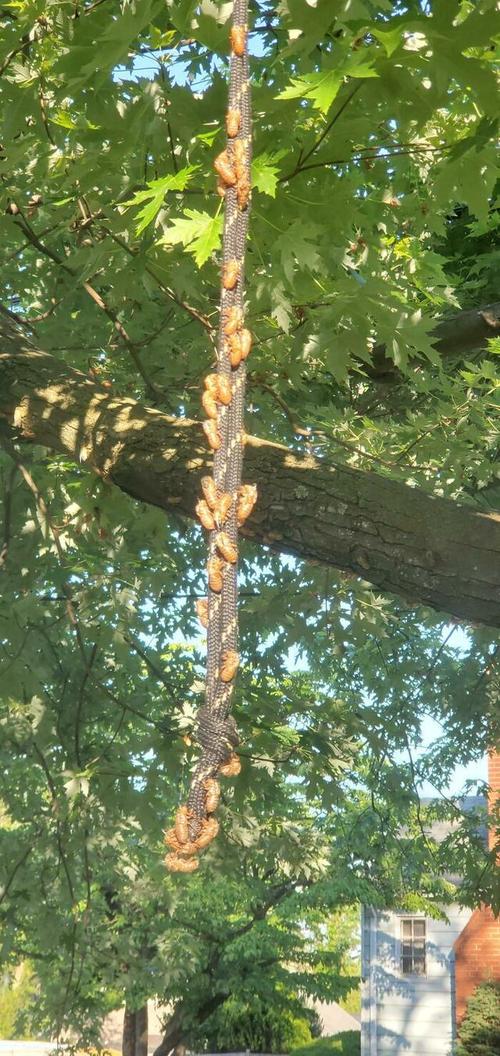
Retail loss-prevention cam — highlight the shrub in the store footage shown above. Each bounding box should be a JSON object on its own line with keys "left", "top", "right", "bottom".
{"left": 198, "top": 995, "right": 314, "bottom": 1053}
{"left": 0, "top": 963, "right": 37, "bottom": 1039}
{"left": 291, "top": 1031, "right": 361, "bottom": 1056}
{"left": 456, "top": 982, "right": 500, "bottom": 1056}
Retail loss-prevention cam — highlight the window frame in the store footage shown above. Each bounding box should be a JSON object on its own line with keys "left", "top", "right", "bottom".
{"left": 399, "top": 916, "right": 427, "bottom": 977}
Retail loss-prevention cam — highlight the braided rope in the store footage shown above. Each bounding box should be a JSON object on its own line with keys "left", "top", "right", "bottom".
{"left": 165, "top": 0, "right": 255, "bottom": 874}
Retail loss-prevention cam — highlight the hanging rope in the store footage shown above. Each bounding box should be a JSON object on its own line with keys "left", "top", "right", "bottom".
{"left": 165, "top": 0, "right": 255, "bottom": 873}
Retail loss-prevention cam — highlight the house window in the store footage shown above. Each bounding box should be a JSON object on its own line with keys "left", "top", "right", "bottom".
{"left": 400, "top": 917, "right": 426, "bottom": 975}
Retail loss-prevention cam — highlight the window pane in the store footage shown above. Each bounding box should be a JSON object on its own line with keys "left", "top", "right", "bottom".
{"left": 400, "top": 918, "right": 426, "bottom": 976}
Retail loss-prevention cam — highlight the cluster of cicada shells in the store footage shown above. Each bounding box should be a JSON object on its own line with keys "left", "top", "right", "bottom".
{"left": 165, "top": 21, "right": 254, "bottom": 876}
{"left": 197, "top": 15, "right": 258, "bottom": 660}
{"left": 215, "top": 139, "right": 251, "bottom": 211}
{"left": 213, "top": 26, "right": 250, "bottom": 212}
{"left": 164, "top": 750, "right": 243, "bottom": 872}
{"left": 164, "top": 779, "right": 221, "bottom": 873}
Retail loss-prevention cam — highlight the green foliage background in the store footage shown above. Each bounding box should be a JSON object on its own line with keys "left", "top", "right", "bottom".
{"left": 0, "top": 0, "right": 499, "bottom": 1047}
{"left": 0, "top": 963, "right": 37, "bottom": 1039}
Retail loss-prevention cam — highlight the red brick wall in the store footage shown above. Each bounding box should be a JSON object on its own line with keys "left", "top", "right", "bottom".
{"left": 453, "top": 906, "right": 500, "bottom": 1021}
{"left": 453, "top": 751, "right": 500, "bottom": 1022}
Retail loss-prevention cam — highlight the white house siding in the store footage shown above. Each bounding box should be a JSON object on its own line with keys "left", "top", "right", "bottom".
{"left": 361, "top": 906, "right": 472, "bottom": 1056}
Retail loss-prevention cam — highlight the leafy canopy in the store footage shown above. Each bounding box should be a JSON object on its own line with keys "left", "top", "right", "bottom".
{"left": 0, "top": 0, "right": 499, "bottom": 1046}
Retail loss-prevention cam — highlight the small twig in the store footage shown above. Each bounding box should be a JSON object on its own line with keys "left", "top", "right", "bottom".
{"left": 38, "top": 84, "right": 56, "bottom": 145}
{"left": 167, "top": 121, "right": 178, "bottom": 174}
{"left": 281, "top": 83, "right": 363, "bottom": 182}
{"left": 27, "top": 297, "right": 63, "bottom": 323}
{"left": 0, "top": 842, "right": 34, "bottom": 906}
{"left": 251, "top": 378, "right": 312, "bottom": 435}
{"left": 281, "top": 144, "right": 448, "bottom": 181}
{"left": 125, "top": 633, "right": 180, "bottom": 696}
{"left": 0, "top": 301, "right": 32, "bottom": 330}
{"left": 103, "top": 228, "right": 215, "bottom": 335}
{"left": 32, "top": 741, "right": 75, "bottom": 904}
{"left": 250, "top": 376, "right": 399, "bottom": 467}
{"left": 0, "top": 463, "right": 17, "bottom": 569}
{"left": 81, "top": 280, "right": 160, "bottom": 399}
{"left": 0, "top": 0, "right": 110, "bottom": 76}
{"left": 8, "top": 209, "right": 160, "bottom": 399}
{"left": 89, "top": 677, "right": 158, "bottom": 729}
{"left": 74, "top": 641, "right": 99, "bottom": 768}
{"left": 301, "top": 83, "right": 363, "bottom": 168}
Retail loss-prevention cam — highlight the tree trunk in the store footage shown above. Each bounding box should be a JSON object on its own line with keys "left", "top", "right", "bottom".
{"left": 152, "top": 992, "right": 228, "bottom": 1056}
{"left": 370, "top": 299, "right": 500, "bottom": 376}
{"left": 1, "top": 324, "right": 500, "bottom": 626}
{"left": 123, "top": 1003, "right": 148, "bottom": 1056}
{"left": 136, "top": 1003, "right": 148, "bottom": 1056}
{"left": 122, "top": 1007, "right": 135, "bottom": 1056}
{"left": 152, "top": 1006, "right": 184, "bottom": 1056}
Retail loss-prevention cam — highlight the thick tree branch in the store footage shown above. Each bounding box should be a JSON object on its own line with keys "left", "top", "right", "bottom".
{"left": 1, "top": 321, "right": 500, "bottom": 626}
{"left": 370, "top": 301, "right": 500, "bottom": 376}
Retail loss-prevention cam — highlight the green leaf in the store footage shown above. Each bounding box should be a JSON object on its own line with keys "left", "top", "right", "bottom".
{"left": 252, "top": 151, "right": 287, "bottom": 197}
{"left": 275, "top": 221, "right": 321, "bottom": 283}
{"left": 277, "top": 71, "right": 342, "bottom": 114}
{"left": 159, "top": 208, "right": 223, "bottom": 266}
{"left": 372, "top": 26, "right": 404, "bottom": 57}
{"left": 124, "top": 167, "right": 199, "bottom": 235}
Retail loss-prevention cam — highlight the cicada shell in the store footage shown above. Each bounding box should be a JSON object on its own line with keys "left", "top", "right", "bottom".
{"left": 223, "top": 260, "right": 240, "bottom": 290}
{"left": 215, "top": 531, "right": 237, "bottom": 564}
{"left": 230, "top": 25, "right": 246, "bottom": 56}
{"left": 226, "top": 109, "right": 241, "bottom": 138}
{"left": 174, "top": 805, "right": 191, "bottom": 846}
{"left": 203, "top": 420, "right": 221, "bottom": 451}
{"left": 224, "top": 305, "right": 243, "bottom": 337}
{"left": 217, "top": 375, "right": 233, "bottom": 405}
{"left": 201, "top": 390, "right": 218, "bottom": 420}
{"left": 215, "top": 493, "right": 233, "bottom": 525}
{"left": 219, "top": 752, "right": 242, "bottom": 777}
{"left": 164, "top": 827, "right": 182, "bottom": 852}
{"left": 165, "top": 852, "right": 199, "bottom": 873}
{"left": 239, "top": 328, "right": 252, "bottom": 360}
{"left": 228, "top": 333, "right": 242, "bottom": 368}
{"left": 204, "top": 777, "right": 220, "bottom": 814}
{"left": 196, "top": 499, "right": 216, "bottom": 532}
{"left": 214, "top": 150, "right": 237, "bottom": 187}
{"left": 237, "top": 177, "right": 251, "bottom": 210}
{"left": 220, "top": 649, "right": 239, "bottom": 683}
{"left": 207, "top": 556, "right": 224, "bottom": 593}
{"left": 201, "top": 475, "right": 218, "bottom": 510}
{"left": 193, "top": 816, "right": 219, "bottom": 851}
{"left": 204, "top": 373, "right": 219, "bottom": 396}
{"left": 195, "top": 597, "right": 209, "bottom": 629}
{"left": 234, "top": 139, "right": 247, "bottom": 180}
{"left": 237, "top": 483, "right": 258, "bottom": 525}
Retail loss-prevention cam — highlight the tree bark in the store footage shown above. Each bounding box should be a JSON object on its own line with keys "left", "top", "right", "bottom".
{"left": 136, "top": 1003, "right": 148, "bottom": 1056}
{"left": 371, "top": 300, "right": 500, "bottom": 376}
{"left": 1, "top": 323, "right": 500, "bottom": 626}
{"left": 122, "top": 1007, "right": 135, "bottom": 1056}
{"left": 152, "top": 992, "right": 228, "bottom": 1056}
{"left": 122, "top": 1003, "right": 148, "bottom": 1056}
